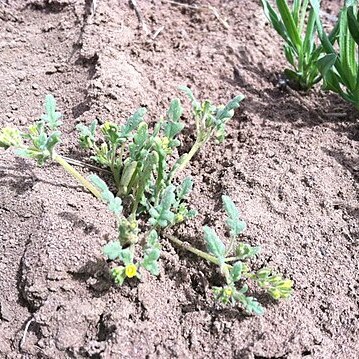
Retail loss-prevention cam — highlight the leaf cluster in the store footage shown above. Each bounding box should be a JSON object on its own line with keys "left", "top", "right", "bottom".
{"left": 260, "top": 0, "right": 325, "bottom": 90}
{"left": 0, "top": 95, "right": 62, "bottom": 165}
{"left": 261, "top": 0, "right": 359, "bottom": 109}
{"left": 203, "top": 196, "right": 293, "bottom": 315}
{"left": 312, "top": 0, "right": 359, "bottom": 109}
{"left": 103, "top": 229, "right": 161, "bottom": 281}
{"left": 78, "top": 88, "right": 245, "bottom": 292}
{"left": 0, "top": 91, "right": 293, "bottom": 316}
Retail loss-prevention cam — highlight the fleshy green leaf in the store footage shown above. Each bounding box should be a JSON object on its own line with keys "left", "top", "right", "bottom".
{"left": 348, "top": 6, "right": 359, "bottom": 46}
{"left": 203, "top": 226, "right": 226, "bottom": 263}
{"left": 166, "top": 99, "right": 183, "bottom": 122}
{"left": 176, "top": 177, "right": 193, "bottom": 200}
{"left": 222, "top": 195, "right": 247, "bottom": 237}
{"left": 230, "top": 261, "right": 243, "bottom": 282}
{"left": 276, "top": 0, "right": 302, "bottom": 49}
{"left": 41, "top": 94, "right": 63, "bottom": 129}
{"left": 123, "top": 108, "right": 147, "bottom": 135}
{"left": 317, "top": 53, "right": 337, "bottom": 77}
{"left": 103, "top": 241, "right": 123, "bottom": 260}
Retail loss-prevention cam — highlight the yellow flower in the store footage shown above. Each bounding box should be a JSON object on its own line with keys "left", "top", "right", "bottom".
{"left": 129, "top": 221, "right": 138, "bottom": 230}
{"left": 161, "top": 136, "right": 169, "bottom": 148}
{"left": 280, "top": 279, "right": 293, "bottom": 289}
{"left": 156, "top": 136, "right": 172, "bottom": 154}
{"left": 125, "top": 264, "right": 137, "bottom": 278}
{"left": 270, "top": 289, "right": 281, "bottom": 300}
{"left": 175, "top": 213, "right": 184, "bottom": 223}
{"left": 224, "top": 287, "right": 233, "bottom": 297}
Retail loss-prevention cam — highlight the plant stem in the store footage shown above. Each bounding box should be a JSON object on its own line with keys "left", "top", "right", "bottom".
{"left": 225, "top": 236, "right": 236, "bottom": 257}
{"left": 110, "top": 146, "right": 120, "bottom": 189}
{"left": 166, "top": 234, "right": 220, "bottom": 265}
{"left": 53, "top": 153, "right": 102, "bottom": 200}
{"left": 170, "top": 139, "right": 203, "bottom": 180}
{"left": 166, "top": 234, "right": 240, "bottom": 265}
{"left": 61, "top": 156, "right": 112, "bottom": 174}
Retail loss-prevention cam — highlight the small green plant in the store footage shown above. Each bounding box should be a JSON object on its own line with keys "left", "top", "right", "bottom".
{"left": 0, "top": 90, "right": 293, "bottom": 315}
{"left": 168, "top": 196, "right": 293, "bottom": 315}
{"left": 260, "top": 0, "right": 339, "bottom": 91}
{"left": 311, "top": 0, "right": 359, "bottom": 109}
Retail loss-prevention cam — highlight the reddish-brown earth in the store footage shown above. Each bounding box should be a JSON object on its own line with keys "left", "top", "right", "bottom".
{"left": 0, "top": 1, "right": 358, "bottom": 358}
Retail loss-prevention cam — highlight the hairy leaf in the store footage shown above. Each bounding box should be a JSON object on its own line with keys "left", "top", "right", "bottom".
{"left": 230, "top": 261, "right": 243, "bottom": 282}
{"left": 0, "top": 127, "right": 23, "bottom": 149}
{"left": 178, "top": 85, "right": 201, "bottom": 111}
{"left": 41, "top": 94, "right": 62, "bottom": 129}
{"left": 76, "top": 120, "right": 97, "bottom": 149}
{"left": 149, "top": 185, "right": 176, "bottom": 227}
{"left": 103, "top": 241, "right": 123, "bottom": 260}
{"left": 203, "top": 226, "right": 226, "bottom": 263}
{"left": 123, "top": 108, "right": 147, "bottom": 135}
{"left": 216, "top": 95, "right": 244, "bottom": 122}
{"left": 176, "top": 177, "right": 193, "bottom": 200}
{"left": 166, "top": 98, "right": 183, "bottom": 122}
{"left": 222, "top": 195, "right": 247, "bottom": 237}
{"left": 89, "top": 174, "right": 123, "bottom": 215}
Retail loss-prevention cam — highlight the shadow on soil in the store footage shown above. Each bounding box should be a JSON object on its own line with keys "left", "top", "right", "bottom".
{"left": 225, "top": 62, "right": 359, "bottom": 139}
{"left": 69, "top": 258, "right": 113, "bottom": 296}
{"left": 0, "top": 158, "right": 87, "bottom": 194}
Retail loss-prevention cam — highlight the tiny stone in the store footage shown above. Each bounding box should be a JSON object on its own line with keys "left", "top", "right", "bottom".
{"left": 45, "top": 65, "right": 57, "bottom": 74}
{"left": 92, "top": 80, "right": 103, "bottom": 90}
{"left": 18, "top": 72, "right": 26, "bottom": 81}
{"left": 37, "top": 338, "right": 47, "bottom": 348}
{"left": 32, "top": 83, "right": 39, "bottom": 90}
{"left": 11, "top": 104, "right": 18, "bottom": 110}
{"left": 319, "top": 247, "right": 327, "bottom": 256}
{"left": 18, "top": 116, "right": 27, "bottom": 125}
{"left": 0, "top": 302, "right": 13, "bottom": 321}
{"left": 61, "top": 283, "right": 74, "bottom": 291}
{"left": 6, "top": 84, "right": 16, "bottom": 96}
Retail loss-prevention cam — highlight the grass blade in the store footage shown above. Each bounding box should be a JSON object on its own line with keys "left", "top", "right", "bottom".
{"left": 260, "top": 0, "right": 292, "bottom": 45}
{"left": 347, "top": 6, "right": 359, "bottom": 45}
{"left": 276, "top": 0, "right": 302, "bottom": 50}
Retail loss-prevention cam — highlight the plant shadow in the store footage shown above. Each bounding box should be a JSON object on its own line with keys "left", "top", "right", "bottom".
{"left": 0, "top": 157, "right": 89, "bottom": 195}
{"left": 69, "top": 258, "right": 113, "bottom": 297}
{"left": 59, "top": 211, "right": 100, "bottom": 235}
{"left": 223, "top": 53, "right": 359, "bottom": 138}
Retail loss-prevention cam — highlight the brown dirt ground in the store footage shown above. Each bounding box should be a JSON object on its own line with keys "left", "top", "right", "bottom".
{"left": 0, "top": 0, "right": 358, "bottom": 358}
